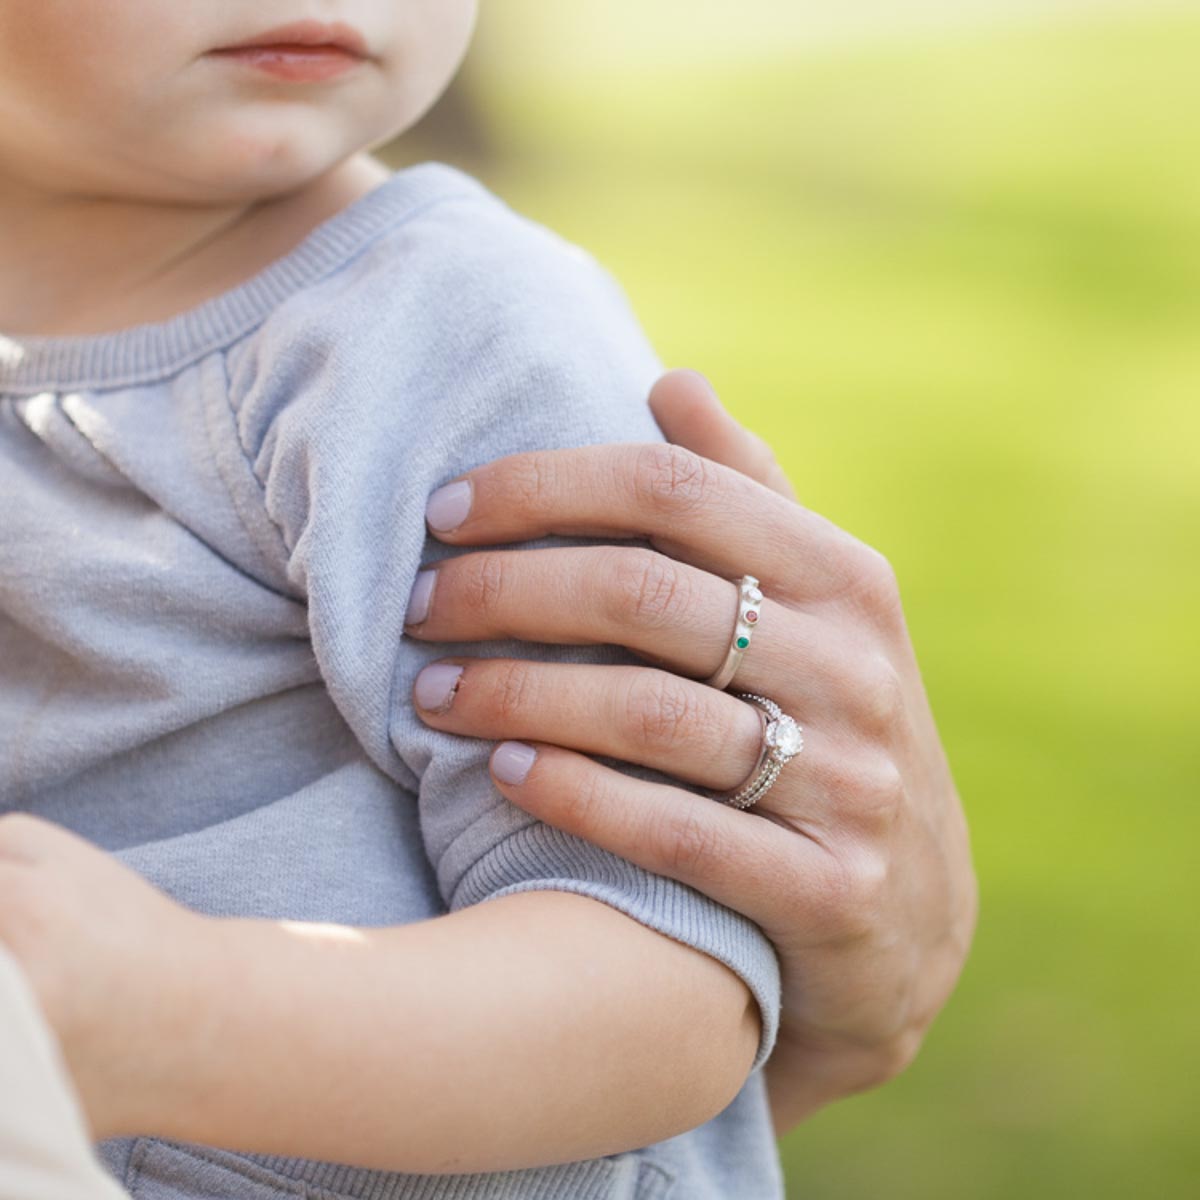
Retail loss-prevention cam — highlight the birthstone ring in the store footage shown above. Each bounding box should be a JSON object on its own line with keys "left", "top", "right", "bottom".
{"left": 704, "top": 574, "right": 762, "bottom": 691}
{"left": 713, "top": 693, "right": 805, "bottom": 811}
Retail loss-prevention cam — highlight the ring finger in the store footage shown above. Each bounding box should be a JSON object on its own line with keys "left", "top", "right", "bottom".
{"left": 414, "top": 658, "right": 869, "bottom": 842}
{"left": 413, "top": 658, "right": 766, "bottom": 792}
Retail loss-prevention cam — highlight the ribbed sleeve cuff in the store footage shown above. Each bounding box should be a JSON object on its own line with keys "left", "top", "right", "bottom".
{"left": 449, "top": 822, "right": 781, "bottom": 1074}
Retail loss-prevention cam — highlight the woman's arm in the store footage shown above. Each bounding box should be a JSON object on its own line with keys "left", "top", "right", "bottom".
{"left": 0, "top": 814, "right": 757, "bottom": 1173}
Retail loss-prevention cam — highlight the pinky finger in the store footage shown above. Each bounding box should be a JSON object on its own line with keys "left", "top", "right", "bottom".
{"left": 488, "top": 741, "right": 815, "bottom": 932}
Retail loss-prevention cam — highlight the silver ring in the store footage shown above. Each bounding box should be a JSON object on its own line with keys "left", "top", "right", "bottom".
{"left": 705, "top": 575, "right": 763, "bottom": 690}
{"left": 712, "top": 693, "right": 804, "bottom": 810}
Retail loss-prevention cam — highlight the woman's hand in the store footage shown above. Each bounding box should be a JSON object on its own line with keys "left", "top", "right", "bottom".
{"left": 0, "top": 813, "right": 208, "bottom": 1138}
{"left": 406, "top": 369, "right": 978, "bottom": 1133}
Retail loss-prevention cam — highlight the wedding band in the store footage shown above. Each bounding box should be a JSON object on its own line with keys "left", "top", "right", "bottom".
{"left": 712, "top": 693, "right": 804, "bottom": 811}
{"left": 705, "top": 575, "right": 763, "bottom": 690}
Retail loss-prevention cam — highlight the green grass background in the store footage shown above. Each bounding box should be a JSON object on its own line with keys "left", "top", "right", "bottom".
{"left": 395, "top": 7, "right": 1199, "bottom": 1195}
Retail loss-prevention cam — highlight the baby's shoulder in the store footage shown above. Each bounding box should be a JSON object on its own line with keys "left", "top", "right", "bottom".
{"left": 253, "top": 167, "right": 637, "bottom": 366}
{"left": 228, "top": 166, "right": 661, "bottom": 455}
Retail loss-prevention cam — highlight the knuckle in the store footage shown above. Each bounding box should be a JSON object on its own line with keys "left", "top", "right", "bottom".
{"left": 556, "top": 764, "right": 610, "bottom": 837}
{"left": 504, "top": 454, "right": 555, "bottom": 516}
{"left": 559, "top": 758, "right": 604, "bottom": 825}
{"left": 849, "top": 544, "right": 904, "bottom": 627}
{"left": 820, "top": 846, "right": 891, "bottom": 941}
{"left": 849, "top": 847, "right": 891, "bottom": 925}
{"left": 864, "top": 759, "right": 907, "bottom": 824}
{"left": 622, "top": 671, "right": 705, "bottom": 754}
{"left": 460, "top": 552, "right": 509, "bottom": 620}
{"left": 491, "top": 660, "right": 539, "bottom": 725}
{"left": 633, "top": 444, "right": 712, "bottom": 516}
{"left": 610, "top": 549, "right": 692, "bottom": 630}
{"left": 652, "top": 805, "right": 724, "bottom": 877}
{"left": 847, "top": 655, "right": 907, "bottom": 737}
{"left": 824, "top": 536, "right": 903, "bottom": 623}
{"left": 828, "top": 751, "right": 907, "bottom": 827}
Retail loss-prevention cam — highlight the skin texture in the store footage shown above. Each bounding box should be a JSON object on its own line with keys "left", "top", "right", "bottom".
{"left": 0, "top": 813, "right": 758, "bottom": 1167}
{"left": 406, "top": 369, "right": 980, "bottom": 1133}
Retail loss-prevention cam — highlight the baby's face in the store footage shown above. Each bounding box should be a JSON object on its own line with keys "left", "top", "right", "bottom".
{"left": 0, "top": 2, "right": 478, "bottom": 203}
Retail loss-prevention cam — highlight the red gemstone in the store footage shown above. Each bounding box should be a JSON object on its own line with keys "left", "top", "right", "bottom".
{"left": 746, "top": 610, "right": 759, "bottom": 623}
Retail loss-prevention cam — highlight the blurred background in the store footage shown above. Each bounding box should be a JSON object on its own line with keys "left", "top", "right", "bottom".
{"left": 385, "top": 2, "right": 1198, "bottom": 1195}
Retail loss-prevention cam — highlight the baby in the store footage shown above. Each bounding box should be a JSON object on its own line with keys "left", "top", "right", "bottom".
{"left": 0, "top": 4, "right": 784, "bottom": 1198}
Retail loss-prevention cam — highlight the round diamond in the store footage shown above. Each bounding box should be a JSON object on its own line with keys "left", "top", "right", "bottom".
{"left": 766, "top": 716, "right": 804, "bottom": 759}
{"left": 747, "top": 586, "right": 764, "bottom": 604}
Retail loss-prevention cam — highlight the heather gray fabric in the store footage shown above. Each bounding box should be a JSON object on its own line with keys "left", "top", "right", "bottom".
{"left": 0, "top": 163, "right": 785, "bottom": 1200}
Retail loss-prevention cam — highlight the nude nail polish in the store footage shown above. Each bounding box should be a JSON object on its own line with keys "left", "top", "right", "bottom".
{"left": 415, "top": 663, "right": 463, "bottom": 713}
{"left": 426, "top": 480, "right": 472, "bottom": 533}
{"left": 406, "top": 569, "right": 436, "bottom": 625}
{"left": 492, "top": 742, "right": 537, "bottom": 786}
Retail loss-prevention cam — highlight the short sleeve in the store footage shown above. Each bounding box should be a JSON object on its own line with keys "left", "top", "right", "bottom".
{"left": 228, "top": 183, "right": 781, "bottom": 1072}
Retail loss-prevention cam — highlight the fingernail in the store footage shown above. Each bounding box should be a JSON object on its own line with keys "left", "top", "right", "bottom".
{"left": 492, "top": 741, "right": 537, "bottom": 786}
{"left": 415, "top": 664, "right": 463, "bottom": 713}
{"left": 426, "top": 480, "right": 473, "bottom": 533}
{"left": 405, "top": 569, "right": 437, "bottom": 626}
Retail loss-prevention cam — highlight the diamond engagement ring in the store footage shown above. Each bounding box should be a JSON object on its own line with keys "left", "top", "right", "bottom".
{"left": 705, "top": 575, "right": 763, "bottom": 690}
{"left": 713, "top": 694, "right": 804, "bottom": 811}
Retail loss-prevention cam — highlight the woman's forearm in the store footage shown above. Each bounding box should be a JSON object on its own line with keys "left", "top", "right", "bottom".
{"left": 133, "top": 890, "right": 758, "bottom": 1174}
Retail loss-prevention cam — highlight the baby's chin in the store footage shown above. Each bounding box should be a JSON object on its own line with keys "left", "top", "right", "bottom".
{"left": 116, "top": 108, "right": 408, "bottom": 206}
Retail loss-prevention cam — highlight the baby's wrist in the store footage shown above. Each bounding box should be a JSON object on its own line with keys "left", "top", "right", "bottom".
{"left": 97, "top": 911, "right": 247, "bottom": 1140}
{"left": 114, "top": 914, "right": 344, "bottom": 1146}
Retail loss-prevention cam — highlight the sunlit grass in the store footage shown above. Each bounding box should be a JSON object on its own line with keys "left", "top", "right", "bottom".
{"left": 406, "top": 8, "right": 1200, "bottom": 1196}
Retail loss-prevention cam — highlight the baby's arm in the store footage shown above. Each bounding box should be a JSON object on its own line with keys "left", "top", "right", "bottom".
{"left": 142, "top": 890, "right": 758, "bottom": 1171}
{"left": 0, "top": 812, "right": 761, "bottom": 1172}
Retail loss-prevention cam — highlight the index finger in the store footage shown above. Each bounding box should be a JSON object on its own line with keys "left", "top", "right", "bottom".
{"left": 423, "top": 443, "right": 859, "bottom": 600}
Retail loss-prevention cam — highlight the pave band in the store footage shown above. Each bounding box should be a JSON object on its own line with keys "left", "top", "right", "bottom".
{"left": 713, "top": 693, "right": 804, "bottom": 811}
{"left": 705, "top": 575, "right": 763, "bottom": 691}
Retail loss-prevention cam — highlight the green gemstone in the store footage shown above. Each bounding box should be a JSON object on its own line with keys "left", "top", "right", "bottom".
{"left": 736, "top": 636, "right": 750, "bottom": 649}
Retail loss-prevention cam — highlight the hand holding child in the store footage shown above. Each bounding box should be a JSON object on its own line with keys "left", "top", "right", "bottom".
{"left": 407, "top": 370, "right": 979, "bottom": 1130}
{"left": 0, "top": 813, "right": 205, "bottom": 1139}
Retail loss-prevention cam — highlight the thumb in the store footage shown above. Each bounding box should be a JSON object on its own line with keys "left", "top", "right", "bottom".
{"left": 648, "top": 369, "right": 798, "bottom": 501}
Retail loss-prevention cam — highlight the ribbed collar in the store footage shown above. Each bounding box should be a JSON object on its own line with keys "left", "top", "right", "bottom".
{"left": 0, "top": 162, "right": 481, "bottom": 395}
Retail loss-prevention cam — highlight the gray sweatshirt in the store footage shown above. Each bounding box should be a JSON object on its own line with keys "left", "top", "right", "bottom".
{"left": 0, "top": 163, "right": 784, "bottom": 1200}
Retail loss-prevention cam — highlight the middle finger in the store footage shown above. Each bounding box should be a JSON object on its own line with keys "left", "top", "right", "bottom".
{"left": 405, "top": 545, "right": 837, "bottom": 701}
